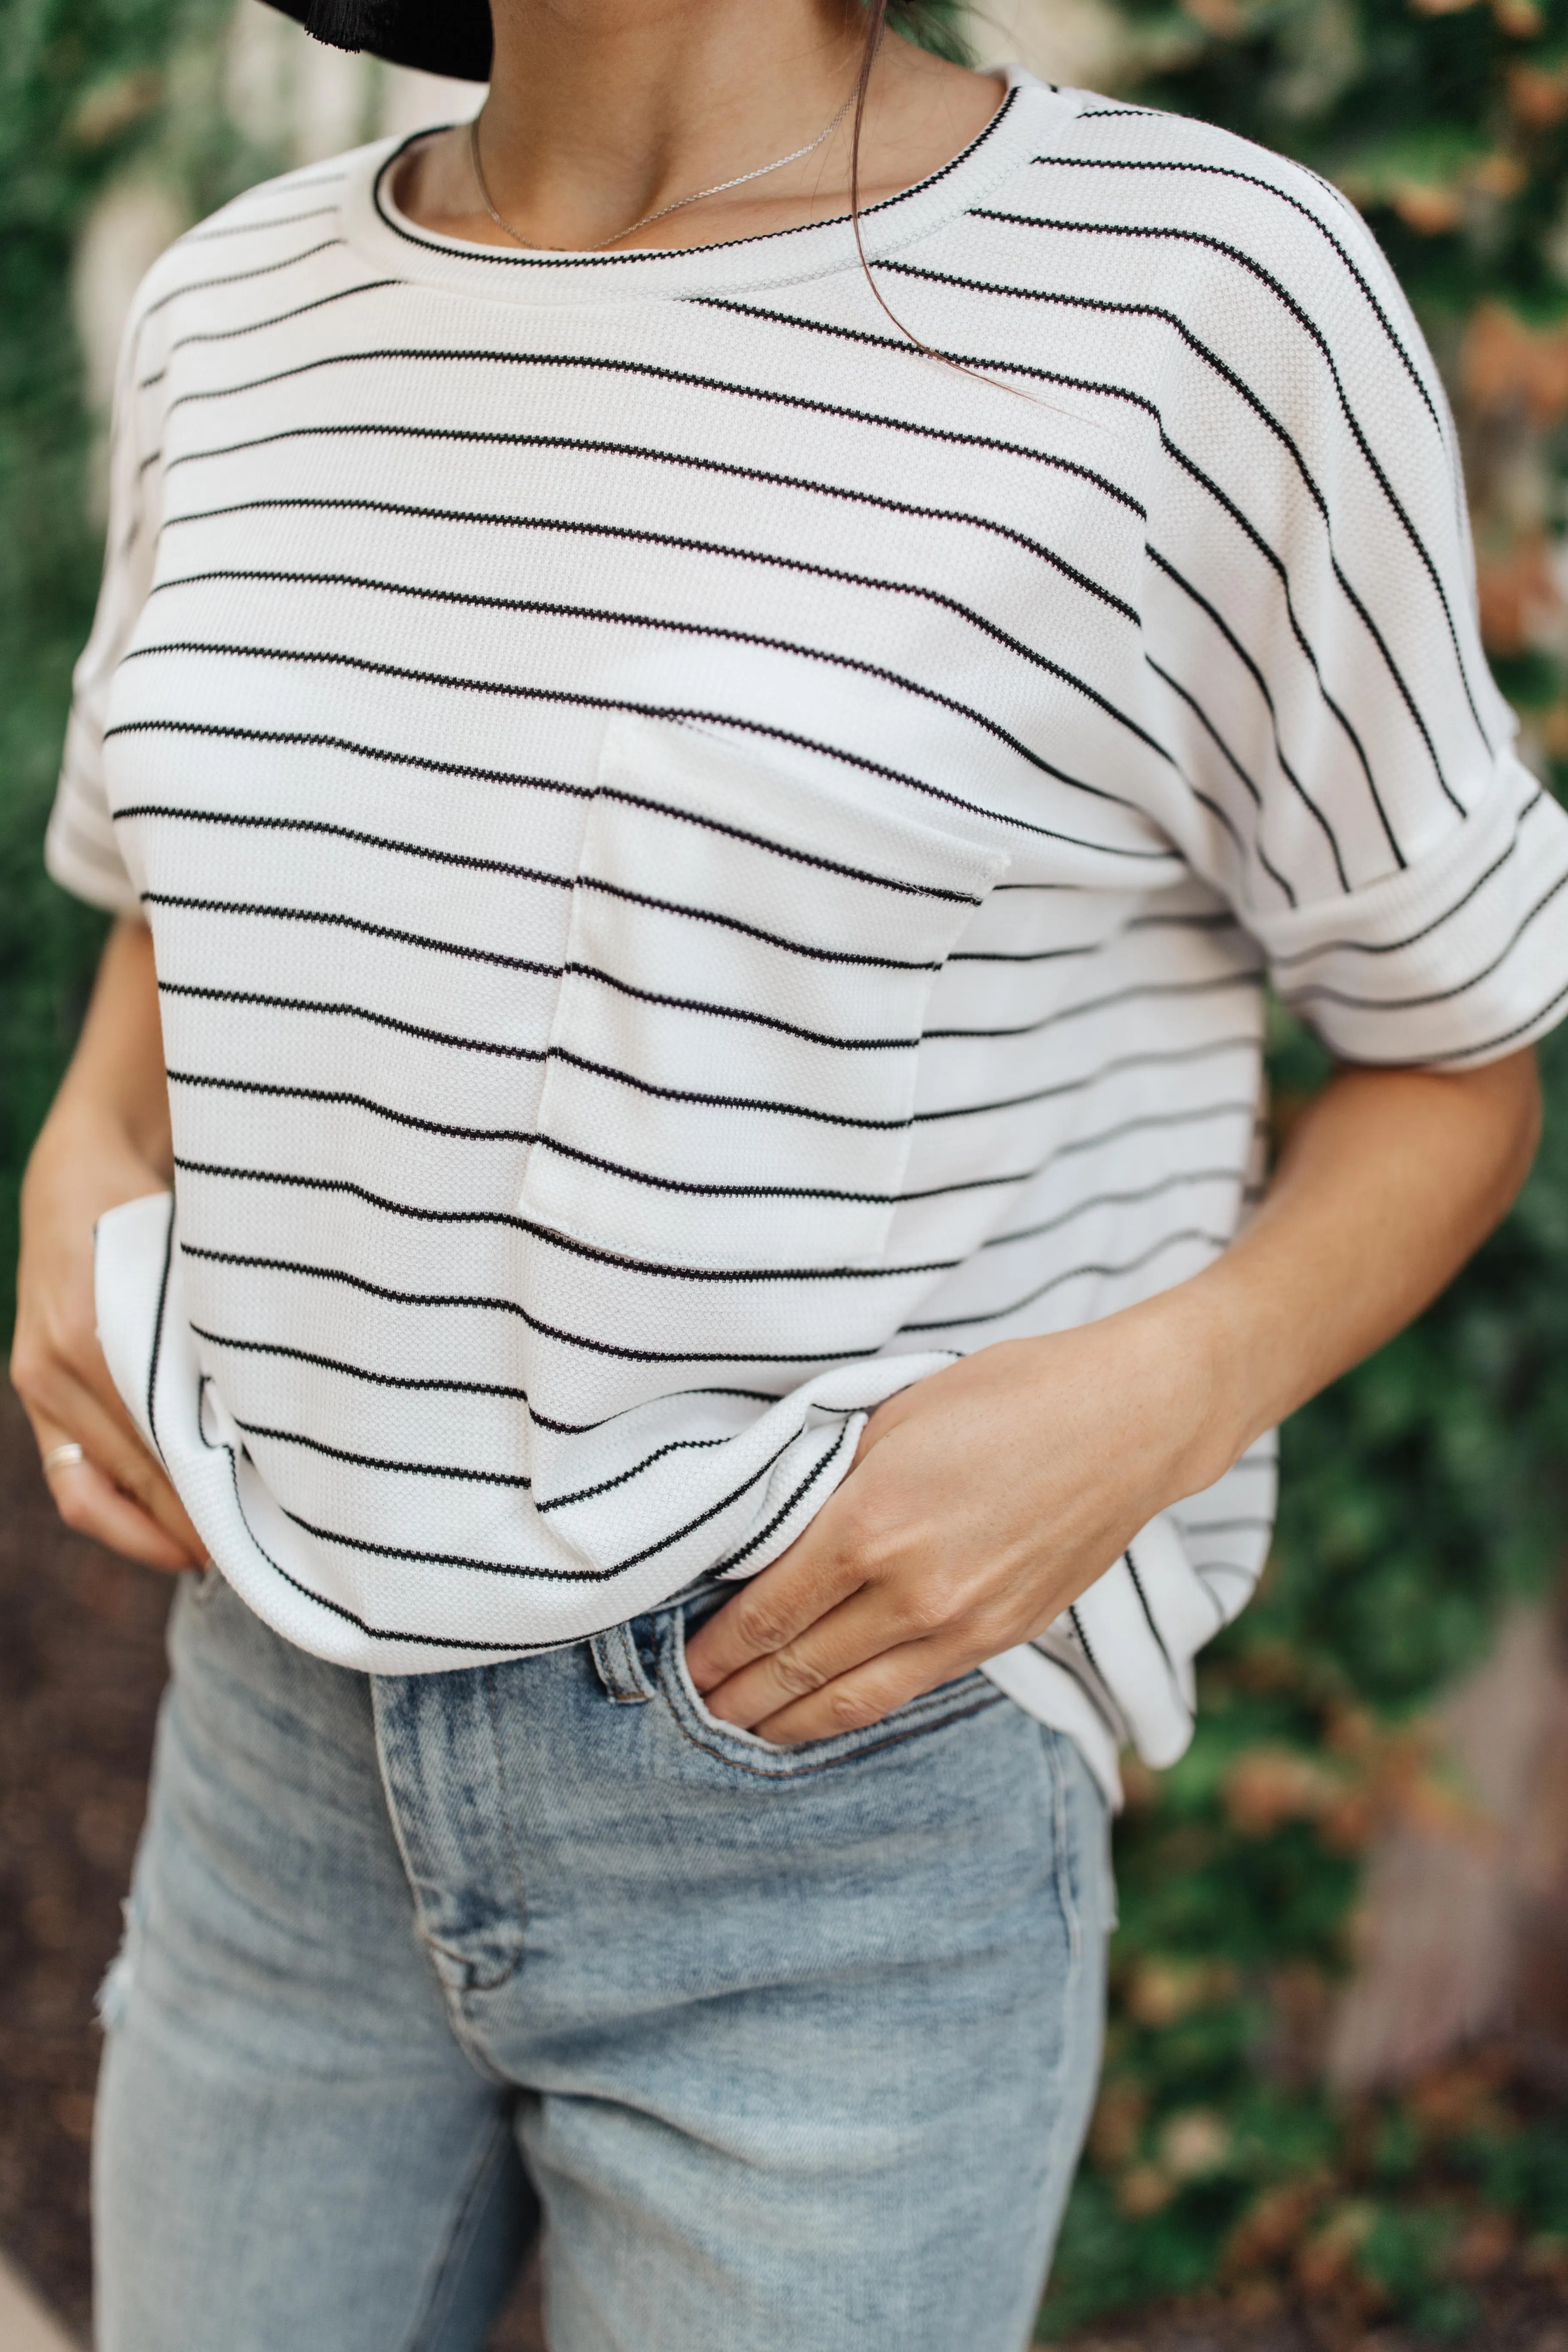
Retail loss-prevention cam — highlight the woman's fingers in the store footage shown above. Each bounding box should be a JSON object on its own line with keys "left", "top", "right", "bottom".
{"left": 696, "top": 1578, "right": 929, "bottom": 1731}
{"left": 751, "top": 1634, "right": 975, "bottom": 1747}
{"left": 24, "top": 1378, "right": 205, "bottom": 1569}
{"left": 41, "top": 1442, "right": 197, "bottom": 1571}
{"left": 684, "top": 1502, "right": 866, "bottom": 1696}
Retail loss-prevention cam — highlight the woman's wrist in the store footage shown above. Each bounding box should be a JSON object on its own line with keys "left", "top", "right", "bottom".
{"left": 1113, "top": 1277, "right": 1262, "bottom": 1510}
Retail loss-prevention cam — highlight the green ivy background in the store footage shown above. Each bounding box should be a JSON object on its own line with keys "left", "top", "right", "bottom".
{"left": 3, "top": 0, "right": 1567, "bottom": 2338}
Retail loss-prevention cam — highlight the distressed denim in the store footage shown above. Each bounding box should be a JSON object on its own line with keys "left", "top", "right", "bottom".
{"left": 94, "top": 1570, "right": 1112, "bottom": 2352}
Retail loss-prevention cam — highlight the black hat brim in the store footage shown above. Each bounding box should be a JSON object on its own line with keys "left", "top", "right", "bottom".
{"left": 258, "top": 0, "right": 492, "bottom": 85}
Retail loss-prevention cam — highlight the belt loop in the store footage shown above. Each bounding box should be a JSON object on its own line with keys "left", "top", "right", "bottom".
{"left": 589, "top": 1616, "right": 656, "bottom": 1704}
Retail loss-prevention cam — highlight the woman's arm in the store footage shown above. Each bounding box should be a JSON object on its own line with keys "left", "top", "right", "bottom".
{"left": 11, "top": 917, "right": 204, "bottom": 1568}
{"left": 686, "top": 1050, "right": 1541, "bottom": 1741}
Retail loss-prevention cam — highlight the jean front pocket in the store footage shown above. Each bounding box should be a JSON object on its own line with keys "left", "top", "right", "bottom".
{"left": 658, "top": 1598, "right": 1004, "bottom": 1780}
{"left": 516, "top": 715, "right": 1008, "bottom": 1272}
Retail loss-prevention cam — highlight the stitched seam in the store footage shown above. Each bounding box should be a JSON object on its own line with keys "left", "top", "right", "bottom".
{"left": 370, "top": 1693, "right": 519, "bottom": 2060}
{"left": 664, "top": 1682, "right": 1006, "bottom": 1777}
{"left": 481, "top": 1668, "right": 532, "bottom": 1941}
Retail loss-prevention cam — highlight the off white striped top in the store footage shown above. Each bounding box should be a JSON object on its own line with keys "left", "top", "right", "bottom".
{"left": 52, "top": 72, "right": 1568, "bottom": 1798}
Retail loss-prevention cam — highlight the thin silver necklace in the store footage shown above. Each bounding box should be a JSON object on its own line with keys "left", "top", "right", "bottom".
{"left": 467, "top": 90, "right": 855, "bottom": 254}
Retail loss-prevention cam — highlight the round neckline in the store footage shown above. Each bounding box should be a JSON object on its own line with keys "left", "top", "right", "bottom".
{"left": 342, "top": 69, "right": 1081, "bottom": 307}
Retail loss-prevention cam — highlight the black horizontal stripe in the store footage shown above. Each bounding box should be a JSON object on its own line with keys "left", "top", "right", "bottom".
{"left": 698, "top": 292, "right": 1164, "bottom": 426}
{"left": 169, "top": 1068, "right": 534, "bottom": 1144}
{"left": 1127, "top": 909, "right": 1248, "bottom": 935}
{"left": 160, "top": 981, "right": 545, "bottom": 1062}
{"left": 980, "top": 1167, "right": 1240, "bottom": 1250}
{"left": 588, "top": 1435, "right": 806, "bottom": 1578}
{"left": 591, "top": 782, "right": 983, "bottom": 902}
{"left": 271, "top": 1419, "right": 808, "bottom": 1582}
{"left": 118, "top": 801, "right": 575, "bottom": 888}
{"left": 137, "top": 281, "right": 394, "bottom": 383}
{"left": 175, "top": 1158, "right": 523, "bottom": 1225}
{"left": 537, "top": 1430, "right": 734, "bottom": 1514}
{"left": 163, "top": 484, "right": 1141, "bottom": 633}
{"left": 912, "top": 1038, "right": 1260, "bottom": 1126}
{"left": 1030, "top": 147, "right": 1442, "bottom": 430}
{"left": 566, "top": 963, "right": 916, "bottom": 1050}
{"left": 146, "top": 563, "right": 1150, "bottom": 800}
{"left": 572, "top": 877, "right": 942, "bottom": 970}
{"left": 154, "top": 417, "right": 1145, "bottom": 556}
{"left": 116, "top": 642, "right": 1173, "bottom": 859}
{"left": 948, "top": 940, "right": 1100, "bottom": 965}
{"left": 1408, "top": 971, "right": 1568, "bottom": 1065}
{"left": 117, "top": 740, "right": 969, "bottom": 913}
{"left": 183, "top": 1243, "right": 891, "bottom": 1364}
{"left": 153, "top": 333, "right": 1145, "bottom": 504}
{"left": 1281, "top": 867, "right": 1568, "bottom": 1014}
{"left": 144, "top": 891, "right": 562, "bottom": 978}
{"left": 923, "top": 967, "right": 1264, "bottom": 1043}
{"left": 104, "top": 716, "right": 591, "bottom": 806}
{"left": 545, "top": 1048, "right": 914, "bottom": 1130}
{"left": 522, "top": 1129, "right": 919, "bottom": 1214}
{"left": 275, "top": 1503, "right": 607, "bottom": 1582}
{"left": 207, "top": 1427, "right": 574, "bottom": 1641}
{"left": 183, "top": 202, "right": 341, "bottom": 243}
{"left": 1268, "top": 799, "right": 1540, "bottom": 966}
{"left": 233, "top": 1418, "right": 533, "bottom": 1487}
{"left": 899, "top": 1226, "right": 1227, "bottom": 1332}
{"left": 192, "top": 1321, "right": 782, "bottom": 1433}
{"left": 140, "top": 238, "right": 347, "bottom": 322}
{"left": 125, "top": 798, "right": 958, "bottom": 968}
{"left": 174, "top": 1153, "right": 963, "bottom": 1281}
{"left": 1053, "top": 1099, "right": 1260, "bottom": 1157}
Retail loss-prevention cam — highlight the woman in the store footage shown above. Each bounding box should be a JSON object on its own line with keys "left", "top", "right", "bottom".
{"left": 14, "top": 0, "right": 1568, "bottom": 2343}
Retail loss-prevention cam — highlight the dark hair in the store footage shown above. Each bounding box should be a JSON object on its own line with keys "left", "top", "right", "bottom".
{"left": 850, "top": 0, "right": 1009, "bottom": 382}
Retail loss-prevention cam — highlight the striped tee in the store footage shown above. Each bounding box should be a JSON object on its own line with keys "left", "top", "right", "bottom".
{"left": 52, "top": 70, "right": 1568, "bottom": 1800}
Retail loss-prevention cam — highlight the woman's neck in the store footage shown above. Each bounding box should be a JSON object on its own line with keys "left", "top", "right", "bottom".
{"left": 393, "top": 0, "right": 1002, "bottom": 256}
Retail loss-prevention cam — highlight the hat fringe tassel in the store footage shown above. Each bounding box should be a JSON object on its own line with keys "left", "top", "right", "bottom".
{"left": 304, "top": 0, "right": 386, "bottom": 53}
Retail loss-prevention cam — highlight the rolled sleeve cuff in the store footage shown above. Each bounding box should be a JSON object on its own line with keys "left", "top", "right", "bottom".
{"left": 1249, "top": 753, "right": 1568, "bottom": 1068}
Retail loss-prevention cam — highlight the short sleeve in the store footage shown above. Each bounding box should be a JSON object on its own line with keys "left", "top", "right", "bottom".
{"left": 1135, "top": 155, "right": 1568, "bottom": 1068}
{"left": 45, "top": 299, "right": 158, "bottom": 916}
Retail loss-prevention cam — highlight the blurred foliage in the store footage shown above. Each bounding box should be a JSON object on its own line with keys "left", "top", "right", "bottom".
{"left": 1, "top": 0, "right": 1565, "bottom": 2341}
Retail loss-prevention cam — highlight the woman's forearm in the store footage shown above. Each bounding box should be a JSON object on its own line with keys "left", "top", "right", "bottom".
{"left": 1169, "top": 1049, "right": 1541, "bottom": 1486}
{"left": 45, "top": 916, "right": 172, "bottom": 1171}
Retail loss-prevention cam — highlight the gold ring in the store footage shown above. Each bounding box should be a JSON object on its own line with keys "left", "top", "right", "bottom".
{"left": 42, "top": 1441, "right": 86, "bottom": 1477}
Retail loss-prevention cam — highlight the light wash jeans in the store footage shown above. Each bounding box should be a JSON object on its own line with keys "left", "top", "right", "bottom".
{"left": 94, "top": 1570, "right": 1111, "bottom": 2352}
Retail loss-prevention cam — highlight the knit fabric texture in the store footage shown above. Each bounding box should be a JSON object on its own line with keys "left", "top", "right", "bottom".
{"left": 49, "top": 74, "right": 1568, "bottom": 1798}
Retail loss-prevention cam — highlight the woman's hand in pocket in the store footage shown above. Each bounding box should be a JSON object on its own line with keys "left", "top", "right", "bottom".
{"left": 685, "top": 1296, "right": 1228, "bottom": 1745}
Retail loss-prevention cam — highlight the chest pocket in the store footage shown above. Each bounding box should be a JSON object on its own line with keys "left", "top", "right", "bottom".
{"left": 518, "top": 714, "right": 1009, "bottom": 1272}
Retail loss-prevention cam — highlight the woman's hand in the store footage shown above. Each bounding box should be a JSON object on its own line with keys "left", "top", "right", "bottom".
{"left": 686, "top": 1296, "right": 1225, "bottom": 1745}
{"left": 687, "top": 1050, "right": 1542, "bottom": 1745}
{"left": 10, "top": 919, "right": 204, "bottom": 1571}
